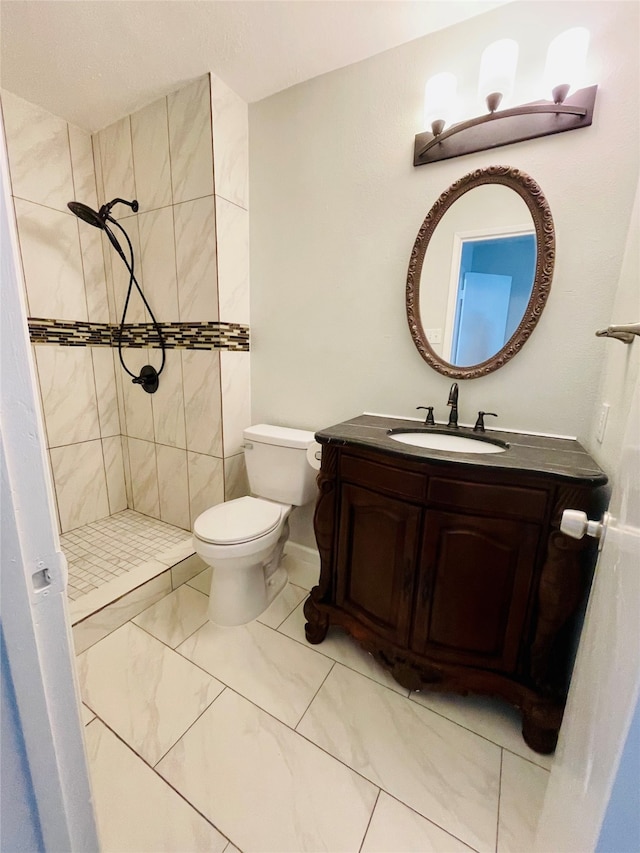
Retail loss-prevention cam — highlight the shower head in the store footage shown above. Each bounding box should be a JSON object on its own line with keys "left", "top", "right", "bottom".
{"left": 68, "top": 197, "right": 139, "bottom": 229}
{"left": 67, "top": 201, "right": 106, "bottom": 229}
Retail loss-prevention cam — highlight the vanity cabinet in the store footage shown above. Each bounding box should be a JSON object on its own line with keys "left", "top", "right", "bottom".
{"left": 304, "top": 416, "right": 607, "bottom": 754}
{"left": 335, "top": 483, "right": 419, "bottom": 648}
{"left": 413, "top": 508, "right": 539, "bottom": 672}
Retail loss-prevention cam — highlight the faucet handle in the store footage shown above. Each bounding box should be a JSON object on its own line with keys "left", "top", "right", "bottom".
{"left": 473, "top": 411, "right": 498, "bottom": 432}
{"left": 416, "top": 406, "right": 435, "bottom": 426}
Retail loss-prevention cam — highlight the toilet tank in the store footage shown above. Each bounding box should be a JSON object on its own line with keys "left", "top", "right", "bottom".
{"left": 243, "top": 424, "right": 318, "bottom": 506}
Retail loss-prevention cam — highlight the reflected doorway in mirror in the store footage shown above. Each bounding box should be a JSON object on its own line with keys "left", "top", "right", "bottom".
{"left": 446, "top": 230, "right": 536, "bottom": 365}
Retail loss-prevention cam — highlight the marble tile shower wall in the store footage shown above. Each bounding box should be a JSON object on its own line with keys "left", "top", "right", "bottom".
{"left": 2, "top": 88, "right": 123, "bottom": 533}
{"left": 1, "top": 74, "right": 251, "bottom": 535}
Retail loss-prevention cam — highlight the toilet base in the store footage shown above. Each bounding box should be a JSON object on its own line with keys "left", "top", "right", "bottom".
{"left": 206, "top": 527, "right": 290, "bottom": 626}
{"left": 207, "top": 564, "right": 288, "bottom": 626}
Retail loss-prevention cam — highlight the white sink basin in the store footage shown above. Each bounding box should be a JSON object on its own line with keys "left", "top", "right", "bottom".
{"left": 389, "top": 431, "right": 507, "bottom": 454}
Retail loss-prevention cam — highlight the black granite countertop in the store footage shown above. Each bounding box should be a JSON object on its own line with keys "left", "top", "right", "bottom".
{"left": 315, "top": 414, "right": 608, "bottom": 485}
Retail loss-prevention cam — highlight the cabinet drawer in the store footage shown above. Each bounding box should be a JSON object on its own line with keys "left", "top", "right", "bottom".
{"left": 341, "top": 454, "right": 426, "bottom": 501}
{"left": 428, "top": 477, "right": 548, "bottom": 521}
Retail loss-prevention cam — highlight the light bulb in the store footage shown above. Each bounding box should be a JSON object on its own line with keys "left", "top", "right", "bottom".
{"left": 478, "top": 39, "right": 519, "bottom": 111}
{"left": 424, "top": 72, "right": 457, "bottom": 134}
{"left": 544, "top": 27, "right": 590, "bottom": 102}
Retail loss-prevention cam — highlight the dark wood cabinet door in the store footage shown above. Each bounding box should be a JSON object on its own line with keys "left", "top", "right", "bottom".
{"left": 336, "top": 483, "right": 421, "bottom": 646}
{"left": 412, "top": 510, "right": 539, "bottom": 672}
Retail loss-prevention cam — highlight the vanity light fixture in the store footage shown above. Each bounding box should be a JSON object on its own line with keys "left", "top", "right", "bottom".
{"left": 414, "top": 28, "right": 597, "bottom": 167}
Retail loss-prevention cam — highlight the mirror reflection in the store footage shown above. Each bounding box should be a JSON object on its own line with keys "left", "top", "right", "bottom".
{"left": 406, "top": 165, "right": 555, "bottom": 380}
{"left": 420, "top": 185, "right": 536, "bottom": 366}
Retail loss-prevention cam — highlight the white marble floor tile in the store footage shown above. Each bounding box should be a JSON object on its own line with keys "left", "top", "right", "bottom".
{"left": 410, "top": 690, "right": 554, "bottom": 770}
{"left": 156, "top": 689, "right": 378, "bottom": 853}
{"left": 85, "top": 719, "right": 227, "bottom": 853}
{"left": 134, "top": 585, "right": 209, "bottom": 648}
{"left": 177, "top": 619, "right": 333, "bottom": 727}
{"left": 497, "top": 751, "right": 549, "bottom": 853}
{"left": 297, "top": 664, "right": 500, "bottom": 853}
{"left": 279, "top": 601, "right": 409, "bottom": 696}
{"left": 361, "top": 792, "right": 475, "bottom": 853}
{"left": 77, "top": 622, "right": 223, "bottom": 764}
{"left": 187, "top": 566, "right": 212, "bottom": 595}
{"left": 257, "top": 582, "right": 307, "bottom": 629}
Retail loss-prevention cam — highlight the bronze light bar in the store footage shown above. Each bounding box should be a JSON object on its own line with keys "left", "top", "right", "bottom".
{"left": 414, "top": 84, "right": 597, "bottom": 167}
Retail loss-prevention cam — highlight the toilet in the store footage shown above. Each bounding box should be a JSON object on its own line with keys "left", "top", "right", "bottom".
{"left": 192, "top": 424, "right": 319, "bottom": 626}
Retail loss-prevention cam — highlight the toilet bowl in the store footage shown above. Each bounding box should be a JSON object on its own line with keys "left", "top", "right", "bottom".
{"left": 192, "top": 425, "right": 319, "bottom": 626}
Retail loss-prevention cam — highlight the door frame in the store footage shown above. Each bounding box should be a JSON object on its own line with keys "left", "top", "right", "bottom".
{"left": 0, "top": 118, "right": 98, "bottom": 851}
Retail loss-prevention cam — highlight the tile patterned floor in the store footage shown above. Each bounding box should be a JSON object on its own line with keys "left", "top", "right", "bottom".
{"left": 62, "top": 510, "right": 192, "bottom": 601}
{"left": 77, "top": 552, "right": 552, "bottom": 853}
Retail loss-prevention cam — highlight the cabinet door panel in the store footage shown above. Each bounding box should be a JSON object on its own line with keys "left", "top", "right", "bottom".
{"left": 413, "top": 510, "right": 539, "bottom": 672}
{"left": 336, "top": 483, "right": 420, "bottom": 646}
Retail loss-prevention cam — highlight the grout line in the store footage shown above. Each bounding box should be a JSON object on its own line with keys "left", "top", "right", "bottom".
{"left": 262, "top": 607, "right": 551, "bottom": 773}
{"left": 496, "top": 749, "right": 504, "bottom": 853}
{"left": 264, "top": 599, "right": 412, "bottom": 697}
{"left": 379, "top": 791, "right": 481, "bottom": 853}
{"left": 214, "top": 192, "right": 248, "bottom": 214}
{"left": 406, "top": 692, "right": 553, "bottom": 771}
{"left": 8, "top": 194, "right": 76, "bottom": 217}
{"left": 83, "top": 709, "right": 232, "bottom": 844}
{"left": 81, "top": 595, "right": 491, "bottom": 852}
{"left": 151, "top": 685, "right": 226, "bottom": 769}
{"left": 294, "top": 660, "right": 335, "bottom": 730}
{"left": 357, "top": 788, "right": 381, "bottom": 853}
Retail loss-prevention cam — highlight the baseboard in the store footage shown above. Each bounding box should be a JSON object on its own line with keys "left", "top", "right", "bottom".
{"left": 283, "top": 541, "right": 320, "bottom": 591}
{"left": 286, "top": 541, "right": 320, "bottom": 567}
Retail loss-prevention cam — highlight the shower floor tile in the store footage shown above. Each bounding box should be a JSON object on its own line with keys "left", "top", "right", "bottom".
{"left": 62, "top": 509, "right": 194, "bottom": 623}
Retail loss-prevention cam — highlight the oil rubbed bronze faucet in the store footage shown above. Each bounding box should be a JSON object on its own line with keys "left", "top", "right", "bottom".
{"left": 447, "top": 382, "right": 459, "bottom": 428}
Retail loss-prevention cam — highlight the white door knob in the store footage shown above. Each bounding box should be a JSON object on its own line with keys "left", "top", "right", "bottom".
{"left": 561, "top": 509, "right": 609, "bottom": 544}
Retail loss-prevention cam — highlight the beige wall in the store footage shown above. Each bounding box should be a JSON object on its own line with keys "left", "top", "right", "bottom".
{"left": 249, "top": 1, "right": 639, "bottom": 447}
{"left": 1, "top": 73, "right": 251, "bottom": 534}
{"left": 585, "top": 179, "right": 639, "bottom": 472}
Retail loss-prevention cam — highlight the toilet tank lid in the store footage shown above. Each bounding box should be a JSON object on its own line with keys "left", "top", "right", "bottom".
{"left": 244, "top": 424, "right": 315, "bottom": 449}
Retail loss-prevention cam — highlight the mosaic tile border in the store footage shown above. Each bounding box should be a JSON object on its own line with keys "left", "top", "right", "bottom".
{"left": 29, "top": 318, "right": 250, "bottom": 351}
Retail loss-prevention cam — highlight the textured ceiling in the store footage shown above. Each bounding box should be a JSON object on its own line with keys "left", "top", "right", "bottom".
{"left": 1, "top": 0, "right": 510, "bottom": 131}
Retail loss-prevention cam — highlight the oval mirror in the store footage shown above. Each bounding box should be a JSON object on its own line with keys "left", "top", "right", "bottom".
{"left": 406, "top": 166, "right": 555, "bottom": 379}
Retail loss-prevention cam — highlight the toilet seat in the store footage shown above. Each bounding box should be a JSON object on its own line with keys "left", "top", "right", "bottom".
{"left": 193, "top": 496, "right": 285, "bottom": 545}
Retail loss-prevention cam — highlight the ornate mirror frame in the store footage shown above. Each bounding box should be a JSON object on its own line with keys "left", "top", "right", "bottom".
{"left": 406, "top": 165, "right": 555, "bottom": 379}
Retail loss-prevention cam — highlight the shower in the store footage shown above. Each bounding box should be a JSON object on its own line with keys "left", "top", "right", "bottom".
{"left": 68, "top": 197, "right": 166, "bottom": 393}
